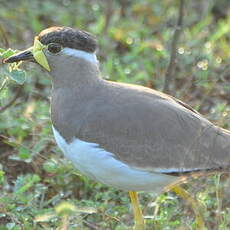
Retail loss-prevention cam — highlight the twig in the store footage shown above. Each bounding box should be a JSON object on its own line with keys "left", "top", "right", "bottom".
{"left": 163, "top": 0, "right": 185, "bottom": 94}
{"left": 0, "top": 78, "right": 7, "bottom": 93}
{"left": 0, "top": 23, "right": 9, "bottom": 48}
{"left": 103, "top": 0, "right": 113, "bottom": 33}
{"left": 0, "top": 85, "right": 23, "bottom": 113}
{"left": 83, "top": 220, "right": 100, "bottom": 230}
{"left": 119, "top": 0, "right": 128, "bottom": 18}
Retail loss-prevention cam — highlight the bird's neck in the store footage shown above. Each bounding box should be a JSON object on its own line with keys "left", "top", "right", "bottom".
{"left": 51, "top": 58, "right": 102, "bottom": 90}
{"left": 50, "top": 58, "right": 104, "bottom": 141}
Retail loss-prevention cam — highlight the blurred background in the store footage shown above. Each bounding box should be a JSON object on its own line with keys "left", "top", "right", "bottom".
{"left": 0, "top": 0, "right": 229, "bottom": 229}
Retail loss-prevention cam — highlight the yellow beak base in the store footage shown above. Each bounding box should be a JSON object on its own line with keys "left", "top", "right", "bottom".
{"left": 32, "top": 37, "right": 51, "bottom": 72}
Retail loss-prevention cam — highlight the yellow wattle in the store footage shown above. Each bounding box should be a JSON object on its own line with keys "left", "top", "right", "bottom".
{"left": 33, "top": 50, "right": 51, "bottom": 71}
{"left": 32, "top": 37, "right": 51, "bottom": 71}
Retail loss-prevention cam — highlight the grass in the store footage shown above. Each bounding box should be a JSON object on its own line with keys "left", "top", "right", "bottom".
{"left": 0, "top": 0, "right": 230, "bottom": 229}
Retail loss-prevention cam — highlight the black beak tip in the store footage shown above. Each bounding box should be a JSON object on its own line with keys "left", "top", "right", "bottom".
{"left": 2, "top": 50, "right": 34, "bottom": 64}
{"left": 2, "top": 57, "right": 13, "bottom": 64}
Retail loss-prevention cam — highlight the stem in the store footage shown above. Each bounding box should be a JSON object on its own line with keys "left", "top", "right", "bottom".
{"left": 0, "top": 78, "right": 8, "bottom": 93}
{"left": 163, "top": 0, "right": 185, "bottom": 94}
{"left": 0, "top": 85, "right": 23, "bottom": 113}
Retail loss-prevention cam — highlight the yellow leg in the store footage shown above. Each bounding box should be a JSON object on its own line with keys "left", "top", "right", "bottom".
{"left": 129, "top": 191, "right": 145, "bottom": 230}
{"left": 171, "top": 185, "right": 205, "bottom": 230}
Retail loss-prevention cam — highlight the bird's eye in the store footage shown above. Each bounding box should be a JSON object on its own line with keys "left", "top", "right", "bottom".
{"left": 47, "top": 43, "right": 62, "bottom": 54}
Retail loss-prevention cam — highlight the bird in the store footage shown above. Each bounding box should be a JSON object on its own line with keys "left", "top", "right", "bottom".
{"left": 4, "top": 26, "right": 230, "bottom": 230}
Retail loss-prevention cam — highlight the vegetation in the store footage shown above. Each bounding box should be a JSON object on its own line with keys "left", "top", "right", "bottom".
{"left": 0, "top": 0, "right": 229, "bottom": 229}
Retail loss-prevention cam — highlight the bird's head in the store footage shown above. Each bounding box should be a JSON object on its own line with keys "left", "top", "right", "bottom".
{"left": 3, "top": 27, "right": 98, "bottom": 74}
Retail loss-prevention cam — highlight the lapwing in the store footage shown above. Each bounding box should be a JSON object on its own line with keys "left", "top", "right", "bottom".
{"left": 4, "top": 26, "right": 230, "bottom": 230}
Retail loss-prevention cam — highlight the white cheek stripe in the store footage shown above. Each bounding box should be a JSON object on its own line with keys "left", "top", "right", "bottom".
{"left": 62, "top": 48, "right": 98, "bottom": 64}
{"left": 52, "top": 126, "right": 177, "bottom": 192}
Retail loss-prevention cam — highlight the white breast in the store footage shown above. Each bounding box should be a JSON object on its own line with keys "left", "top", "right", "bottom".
{"left": 52, "top": 126, "right": 177, "bottom": 193}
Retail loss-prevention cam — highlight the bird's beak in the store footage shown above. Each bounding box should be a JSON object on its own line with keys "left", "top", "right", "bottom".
{"left": 3, "top": 36, "right": 51, "bottom": 72}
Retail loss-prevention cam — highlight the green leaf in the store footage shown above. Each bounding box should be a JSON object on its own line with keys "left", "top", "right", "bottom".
{"left": 74, "top": 206, "right": 97, "bottom": 214}
{"left": 1, "top": 49, "right": 16, "bottom": 59}
{"left": 0, "top": 48, "right": 6, "bottom": 54}
{"left": 14, "top": 174, "right": 40, "bottom": 195}
{"left": 0, "top": 87, "right": 8, "bottom": 100}
{"left": 35, "top": 213, "right": 56, "bottom": 222}
{"left": 7, "top": 69, "right": 26, "bottom": 84}
{"left": 18, "top": 146, "right": 31, "bottom": 159}
{"left": 55, "top": 201, "right": 97, "bottom": 217}
{"left": 43, "top": 160, "right": 58, "bottom": 173}
{"left": 55, "top": 201, "right": 76, "bottom": 216}
{"left": 0, "top": 170, "right": 5, "bottom": 184}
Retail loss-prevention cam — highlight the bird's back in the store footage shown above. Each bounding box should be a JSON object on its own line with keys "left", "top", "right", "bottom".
{"left": 52, "top": 79, "right": 230, "bottom": 174}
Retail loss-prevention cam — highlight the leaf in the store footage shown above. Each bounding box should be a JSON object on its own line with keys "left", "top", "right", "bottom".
{"left": 55, "top": 201, "right": 76, "bottom": 216}
{"left": 7, "top": 69, "right": 26, "bottom": 84}
{"left": 0, "top": 170, "right": 5, "bottom": 184}
{"left": 1, "top": 49, "right": 16, "bottom": 59}
{"left": 18, "top": 146, "right": 31, "bottom": 159}
{"left": 0, "top": 48, "right": 6, "bottom": 54}
{"left": 0, "top": 87, "right": 8, "bottom": 100}
{"left": 55, "top": 201, "right": 97, "bottom": 217}
{"left": 31, "top": 139, "right": 47, "bottom": 155}
{"left": 35, "top": 213, "right": 56, "bottom": 222}
{"left": 14, "top": 174, "right": 40, "bottom": 195}
{"left": 74, "top": 206, "right": 97, "bottom": 214}
{"left": 43, "top": 160, "right": 58, "bottom": 173}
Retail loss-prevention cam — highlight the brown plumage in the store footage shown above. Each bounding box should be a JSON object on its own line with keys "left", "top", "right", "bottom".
{"left": 50, "top": 56, "right": 230, "bottom": 174}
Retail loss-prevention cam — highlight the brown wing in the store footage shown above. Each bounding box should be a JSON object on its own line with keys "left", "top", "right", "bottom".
{"left": 77, "top": 81, "right": 230, "bottom": 173}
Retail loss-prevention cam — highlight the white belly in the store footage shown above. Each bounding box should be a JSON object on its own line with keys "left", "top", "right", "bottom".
{"left": 52, "top": 126, "right": 176, "bottom": 192}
